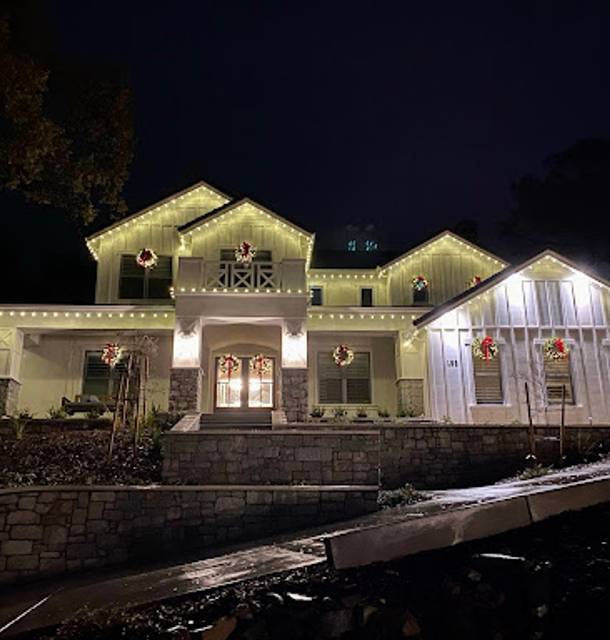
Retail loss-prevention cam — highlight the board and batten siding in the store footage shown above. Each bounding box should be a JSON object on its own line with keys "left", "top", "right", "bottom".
{"left": 94, "top": 189, "right": 228, "bottom": 303}
{"left": 387, "top": 237, "right": 502, "bottom": 307}
{"left": 426, "top": 259, "right": 610, "bottom": 424}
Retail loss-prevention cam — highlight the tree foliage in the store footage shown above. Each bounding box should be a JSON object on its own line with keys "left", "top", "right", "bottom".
{"left": 0, "top": 13, "right": 133, "bottom": 225}
{"left": 503, "top": 138, "right": 610, "bottom": 264}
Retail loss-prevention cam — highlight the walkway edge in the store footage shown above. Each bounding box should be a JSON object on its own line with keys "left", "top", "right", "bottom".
{"left": 325, "top": 475, "right": 610, "bottom": 569}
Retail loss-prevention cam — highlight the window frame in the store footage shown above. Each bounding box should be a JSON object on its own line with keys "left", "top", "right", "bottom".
{"left": 316, "top": 350, "right": 372, "bottom": 405}
{"left": 360, "top": 287, "right": 374, "bottom": 307}
{"left": 81, "top": 350, "right": 127, "bottom": 399}
{"left": 533, "top": 338, "right": 579, "bottom": 408}
{"left": 117, "top": 253, "right": 173, "bottom": 301}
{"left": 310, "top": 286, "right": 323, "bottom": 306}
{"left": 464, "top": 337, "right": 508, "bottom": 407}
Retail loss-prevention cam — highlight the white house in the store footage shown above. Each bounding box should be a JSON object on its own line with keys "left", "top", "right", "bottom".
{"left": 0, "top": 179, "right": 607, "bottom": 425}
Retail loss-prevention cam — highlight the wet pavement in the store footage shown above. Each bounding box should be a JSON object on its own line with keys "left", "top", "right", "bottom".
{"left": 3, "top": 456, "right": 610, "bottom": 637}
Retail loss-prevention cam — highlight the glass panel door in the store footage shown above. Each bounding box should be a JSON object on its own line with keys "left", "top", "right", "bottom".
{"left": 215, "top": 355, "right": 274, "bottom": 409}
{"left": 248, "top": 357, "right": 274, "bottom": 408}
{"left": 215, "top": 357, "right": 243, "bottom": 408}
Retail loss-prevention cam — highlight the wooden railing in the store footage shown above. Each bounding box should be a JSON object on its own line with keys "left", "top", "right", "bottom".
{"left": 204, "top": 261, "right": 281, "bottom": 290}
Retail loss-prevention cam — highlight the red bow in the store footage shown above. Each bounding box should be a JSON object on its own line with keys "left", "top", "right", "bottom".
{"left": 481, "top": 336, "right": 495, "bottom": 360}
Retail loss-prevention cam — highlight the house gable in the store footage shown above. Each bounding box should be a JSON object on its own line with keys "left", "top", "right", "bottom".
{"left": 379, "top": 231, "right": 507, "bottom": 307}
{"left": 178, "top": 197, "right": 315, "bottom": 266}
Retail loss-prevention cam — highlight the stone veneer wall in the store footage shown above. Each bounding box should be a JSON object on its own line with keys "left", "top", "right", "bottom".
{"left": 162, "top": 430, "right": 379, "bottom": 485}
{"left": 163, "top": 424, "right": 610, "bottom": 490}
{"left": 0, "top": 485, "right": 378, "bottom": 585}
{"left": 281, "top": 368, "right": 308, "bottom": 422}
{"left": 168, "top": 367, "right": 201, "bottom": 413}
{"left": 380, "top": 425, "right": 610, "bottom": 489}
{"left": 0, "top": 378, "right": 20, "bottom": 416}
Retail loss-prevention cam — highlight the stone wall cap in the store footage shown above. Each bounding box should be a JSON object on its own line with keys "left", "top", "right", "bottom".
{"left": 0, "top": 484, "right": 380, "bottom": 495}
{"left": 164, "top": 429, "right": 380, "bottom": 436}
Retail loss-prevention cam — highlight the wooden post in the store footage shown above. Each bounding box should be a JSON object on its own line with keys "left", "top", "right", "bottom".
{"left": 560, "top": 384, "right": 566, "bottom": 462}
{"left": 525, "top": 381, "right": 536, "bottom": 460}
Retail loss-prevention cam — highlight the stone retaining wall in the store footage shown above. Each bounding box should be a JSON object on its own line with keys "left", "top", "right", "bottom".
{"left": 164, "top": 424, "right": 610, "bottom": 489}
{"left": 162, "top": 430, "right": 380, "bottom": 485}
{"left": 380, "top": 425, "right": 610, "bottom": 489}
{"left": 0, "top": 485, "right": 378, "bottom": 585}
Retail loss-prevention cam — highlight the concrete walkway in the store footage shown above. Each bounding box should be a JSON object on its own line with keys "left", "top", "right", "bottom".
{"left": 3, "top": 456, "right": 610, "bottom": 637}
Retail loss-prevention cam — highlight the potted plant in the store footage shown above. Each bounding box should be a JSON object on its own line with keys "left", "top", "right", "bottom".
{"left": 310, "top": 406, "right": 325, "bottom": 422}
{"left": 377, "top": 408, "right": 391, "bottom": 422}
{"left": 355, "top": 406, "right": 368, "bottom": 420}
{"left": 333, "top": 406, "right": 347, "bottom": 422}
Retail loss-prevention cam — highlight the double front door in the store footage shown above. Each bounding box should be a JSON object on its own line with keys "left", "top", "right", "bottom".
{"left": 215, "top": 355, "right": 275, "bottom": 409}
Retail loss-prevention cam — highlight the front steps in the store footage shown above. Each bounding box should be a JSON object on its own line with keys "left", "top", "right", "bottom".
{"left": 200, "top": 409, "right": 272, "bottom": 429}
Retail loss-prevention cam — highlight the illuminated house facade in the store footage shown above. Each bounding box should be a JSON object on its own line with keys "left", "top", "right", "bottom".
{"left": 1, "top": 180, "right": 610, "bottom": 425}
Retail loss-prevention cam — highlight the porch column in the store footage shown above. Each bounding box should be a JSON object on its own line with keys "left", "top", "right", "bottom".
{"left": 280, "top": 319, "right": 308, "bottom": 422}
{"left": 395, "top": 329, "right": 426, "bottom": 417}
{"left": 169, "top": 317, "right": 203, "bottom": 414}
{"left": 0, "top": 328, "right": 23, "bottom": 416}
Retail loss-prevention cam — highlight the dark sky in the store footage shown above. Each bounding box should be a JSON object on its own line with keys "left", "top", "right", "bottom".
{"left": 2, "top": 1, "right": 610, "bottom": 303}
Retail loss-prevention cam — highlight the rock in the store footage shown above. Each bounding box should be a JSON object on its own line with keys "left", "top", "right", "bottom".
{"left": 262, "top": 592, "right": 284, "bottom": 608}
{"left": 166, "top": 625, "right": 190, "bottom": 639}
{"left": 285, "top": 592, "right": 314, "bottom": 603}
{"left": 234, "top": 603, "right": 253, "bottom": 620}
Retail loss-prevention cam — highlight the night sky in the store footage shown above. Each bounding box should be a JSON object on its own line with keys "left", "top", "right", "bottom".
{"left": 2, "top": 1, "right": 610, "bottom": 303}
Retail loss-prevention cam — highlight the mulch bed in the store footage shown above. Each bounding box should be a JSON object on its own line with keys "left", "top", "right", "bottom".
{"left": 0, "top": 430, "right": 162, "bottom": 487}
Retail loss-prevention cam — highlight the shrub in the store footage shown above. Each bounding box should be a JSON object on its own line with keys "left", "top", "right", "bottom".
{"left": 310, "top": 406, "right": 325, "bottom": 419}
{"left": 332, "top": 406, "right": 347, "bottom": 421}
{"left": 48, "top": 405, "right": 67, "bottom": 420}
{"left": 356, "top": 406, "right": 368, "bottom": 418}
{"left": 518, "top": 463, "right": 553, "bottom": 480}
{"left": 377, "top": 408, "right": 390, "bottom": 418}
{"left": 86, "top": 409, "right": 102, "bottom": 420}
{"left": 9, "top": 410, "right": 33, "bottom": 440}
{"left": 378, "top": 483, "right": 425, "bottom": 509}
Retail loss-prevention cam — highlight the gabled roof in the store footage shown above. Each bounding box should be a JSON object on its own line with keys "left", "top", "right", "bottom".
{"left": 177, "top": 196, "right": 314, "bottom": 239}
{"left": 86, "top": 180, "right": 230, "bottom": 242}
{"left": 413, "top": 249, "right": 610, "bottom": 329}
{"left": 380, "top": 230, "right": 507, "bottom": 273}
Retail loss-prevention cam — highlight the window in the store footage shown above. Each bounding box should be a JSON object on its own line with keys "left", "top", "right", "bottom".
{"left": 317, "top": 352, "right": 371, "bottom": 404}
{"left": 413, "top": 287, "right": 429, "bottom": 304}
{"left": 361, "top": 288, "right": 373, "bottom": 307}
{"left": 544, "top": 357, "right": 574, "bottom": 405}
{"left": 347, "top": 240, "right": 357, "bottom": 251}
{"left": 82, "top": 351, "right": 127, "bottom": 398}
{"left": 119, "top": 255, "right": 172, "bottom": 299}
{"left": 472, "top": 353, "right": 504, "bottom": 404}
{"left": 310, "top": 287, "right": 323, "bottom": 306}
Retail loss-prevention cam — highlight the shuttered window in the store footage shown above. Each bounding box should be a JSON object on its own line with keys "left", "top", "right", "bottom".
{"left": 472, "top": 353, "right": 504, "bottom": 404}
{"left": 119, "top": 255, "right": 173, "bottom": 299}
{"left": 310, "top": 287, "right": 323, "bottom": 306}
{"left": 544, "top": 357, "right": 575, "bottom": 405}
{"left": 318, "top": 352, "right": 371, "bottom": 404}
{"left": 82, "top": 351, "right": 127, "bottom": 398}
{"left": 361, "top": 288, "right": 373, "bottom": 307}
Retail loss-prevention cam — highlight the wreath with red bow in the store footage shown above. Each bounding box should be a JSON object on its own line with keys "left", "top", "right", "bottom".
{"left": 468, "top": 275, "right": 482, "bottom": 288}
{"left": 412, "top": 275, "right": 429, "bottom": 292}
{"left": 101, "top": 343, "right": 124, "bottom": 368}
{"left": 472, "top": 336, "right": 498, "bottom": 361}
{"left": 332, "top": 344, "right": 354, "bottom": 367}
{"left": 235, "top": 241, "right": 257, "bottom": 264}
{"left": 219, "top": 354, "right": 240, "bottom": 378}
{"left": 135, "top": 248, "right": 158, "bottom": 269}
{"left": 249, "top": 353, "right": 272, "bottom": 375}
{"left": 543, "top": 337, "right": 569, "bottom": 361}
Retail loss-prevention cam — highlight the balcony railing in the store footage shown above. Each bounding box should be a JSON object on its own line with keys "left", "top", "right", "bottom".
{"left": 204, "top": 261, "right": 281, "bottom": 290}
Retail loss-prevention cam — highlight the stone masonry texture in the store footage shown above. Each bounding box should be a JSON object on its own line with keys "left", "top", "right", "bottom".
{"left": 161, "top": 430, "right": 380, "bottom": 485}
{"left": 0, "top": 378, "right": 20, "bottom": 416}
{"left": 281, "top": 368, "right": 308, "bottom": 422}
{"left": 164, "top": 425, "right": 610, "bottom": 489}
{"left": 0, "top": 486, "right": 378, "bottom": 586}
{"left": 168, "top": 367, "right": 201, "bottom": 413}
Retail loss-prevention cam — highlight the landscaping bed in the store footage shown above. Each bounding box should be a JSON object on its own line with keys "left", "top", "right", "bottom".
{"left": 0, "top": 430, "right": 162, "bottom": 487}
{"left": 38, "top": 501, "right": 610, "bottom": 639}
